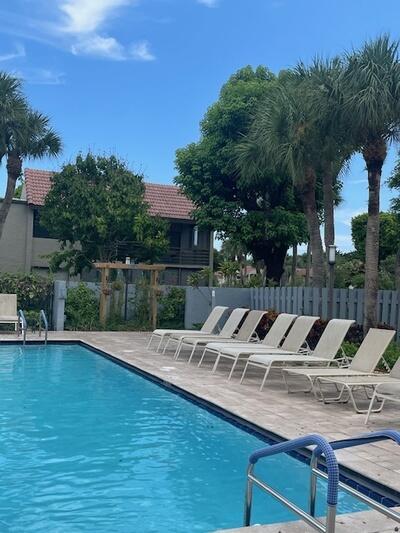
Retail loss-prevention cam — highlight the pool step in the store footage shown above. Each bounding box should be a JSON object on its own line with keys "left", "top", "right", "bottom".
{"left": 214, "top": 505, "right": 400, "bottom": 532}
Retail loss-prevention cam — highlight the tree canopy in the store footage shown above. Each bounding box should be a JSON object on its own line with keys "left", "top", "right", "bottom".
{"left": 352, "top": 212, "right": 400, "bottom": 262}
{"left": 175, "top": 66, "right": 308, "bottom": 282}
{"left": 0, "top": 71, "right": 61, "bottom": 240}
{"left": 41, "top": 153, "right": 169, "bottom": 274}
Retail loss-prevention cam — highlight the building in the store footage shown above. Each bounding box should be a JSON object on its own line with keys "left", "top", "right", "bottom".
{"left": 0, "top": 168, "right": 213, "bottom": 285}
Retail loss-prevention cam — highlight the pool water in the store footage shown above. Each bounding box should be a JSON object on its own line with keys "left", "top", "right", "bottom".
{"left": 0, "top": 344, "right": 368, "bottom": 532}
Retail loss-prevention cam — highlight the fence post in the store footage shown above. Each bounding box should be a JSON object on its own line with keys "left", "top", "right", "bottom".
{"left": 52, "top": 280, "right": 67, "bottom": 331}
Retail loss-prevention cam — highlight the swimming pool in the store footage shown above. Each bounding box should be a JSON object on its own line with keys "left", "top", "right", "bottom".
{"left": 0, "top": 343, "right": 371, "bottom": 532}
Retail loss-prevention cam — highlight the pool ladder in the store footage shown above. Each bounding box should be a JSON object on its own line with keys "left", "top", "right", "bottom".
{"left": 18, "top": 309, "right": 49, "bottom": 346}
{"left": 244, "top": 430, "right": 400, "bottom": 532}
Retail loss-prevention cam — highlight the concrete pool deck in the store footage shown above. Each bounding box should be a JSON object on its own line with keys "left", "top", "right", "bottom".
{"left": 2, "top": 330, "right": 400, "bottom": 531}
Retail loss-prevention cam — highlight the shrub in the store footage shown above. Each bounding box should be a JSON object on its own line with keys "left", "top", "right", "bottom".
{"left": 0, "top": 272, "right": 52, "bottom": 311}
{"left": 65, "top": 283, "right": 99, "bottom": 330}
{"left": 158, "top": 287, "right": 185, "bottom": 329}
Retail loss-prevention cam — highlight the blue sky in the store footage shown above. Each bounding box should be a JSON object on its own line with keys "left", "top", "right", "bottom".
{"left": 0, "top": 0, "right": 399, "bottom": 252}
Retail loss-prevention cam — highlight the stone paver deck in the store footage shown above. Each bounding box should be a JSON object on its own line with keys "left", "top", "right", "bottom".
{"left": 2, "top": 330, "right": 400, "bottom": 531}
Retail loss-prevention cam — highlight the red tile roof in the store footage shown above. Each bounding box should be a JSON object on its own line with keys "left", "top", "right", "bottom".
{"left": 24, "top": 168, "right": 194, "bottom": 221}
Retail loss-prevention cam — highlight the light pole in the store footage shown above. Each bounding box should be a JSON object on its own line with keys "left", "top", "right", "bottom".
{"left": 327, "top": 245, "right": 336, "bottom": 319}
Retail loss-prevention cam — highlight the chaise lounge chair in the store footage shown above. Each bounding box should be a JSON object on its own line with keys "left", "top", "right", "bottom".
{"left": 162, "top": 307, "right": 249, "bottom": 358}
{"left": 197, "top": 313, "right": 298, "bottom": 375}
{"left": 147, "top": 305, "right": 228, "bottom": 352}
{"left": 171, "top": 307, "right": 259, "bottom": 362}
{"left": 0, "top": 294, "right": 19, "bottom": 334}
{"left": 282, "top": 329, "right": 396, "bottom": 405}
{"left": 309, "top": 330, "right": 397, "bottom": 413}
{"left": 208, "top": 315, "right": 319, "bottom": 382}
{"left": 240, "top": 316, "right": 355, "bottom": 390}
{"left": 364, "top": 357, "right": 400, "bottom": 422}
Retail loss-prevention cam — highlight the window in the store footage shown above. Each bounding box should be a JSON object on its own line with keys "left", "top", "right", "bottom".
{"left": 32, "top": 209, "right": 51, "bottom": 239}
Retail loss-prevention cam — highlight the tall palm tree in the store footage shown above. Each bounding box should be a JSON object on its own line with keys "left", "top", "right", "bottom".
{"left": 237, "top": 73, "right": 326, "bottom": 287}
{"left": 340, "top": 36, "right": 400, "bottom": 331}
{"left": 295, "top": 58, "right": 353, "bottom": 254}
{"left": 0, "top": 72, "right": 61, "bottom": 240}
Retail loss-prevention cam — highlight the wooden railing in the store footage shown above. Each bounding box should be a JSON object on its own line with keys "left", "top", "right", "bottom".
{"left": 161, "top": 247, "right": 210, "bottom": 266}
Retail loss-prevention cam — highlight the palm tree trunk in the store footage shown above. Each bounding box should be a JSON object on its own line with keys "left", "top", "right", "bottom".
{"left": 305, "top": 242, "right": 311, "bottom": 286}
{"left": 300, "top": 170, "right": 325, "bottom": 288}
{"left": 291, "top": 243, "right": 297, "bottom": 286}
{"left": 362, "top": 141, "right": 386, "bottom": 332}
{"left": 0, "top": 152, "right": 22, "bottom": 241}
{"left": 323, "top": 172, "right": 335, "bottom": 251}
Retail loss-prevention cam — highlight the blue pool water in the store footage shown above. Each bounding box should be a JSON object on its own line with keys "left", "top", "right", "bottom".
{"left": 0, "top": 343, "right": 369, "bottom": 532}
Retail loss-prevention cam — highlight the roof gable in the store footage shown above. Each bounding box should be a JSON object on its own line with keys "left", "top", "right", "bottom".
{"left": 24, "top": 168, "right": 194, "bottom": 221}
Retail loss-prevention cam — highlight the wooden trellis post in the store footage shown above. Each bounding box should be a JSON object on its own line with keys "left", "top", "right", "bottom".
{"left": 94, "top": 262, "right": 166, "bottom": 327}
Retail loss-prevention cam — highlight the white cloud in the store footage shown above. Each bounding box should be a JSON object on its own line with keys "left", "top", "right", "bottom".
{"left": 60, "top": 0, "right": 134, "bottom": 34}
{"left": 72, "top": 35, "right": 125, "bottom": 60}
{"left": 197, "top": 0, "right": 219, "bottom": 7}
{"left": 130, "top": 40, "right": 155, "bottom": 61}
{"left": 0, "top": 43, "right": 25, "bottom": 62}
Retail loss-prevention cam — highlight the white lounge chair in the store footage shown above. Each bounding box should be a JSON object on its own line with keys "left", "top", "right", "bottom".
{"left": 197, "top": 313, "right": 298, "bottom": 375}
{"left": 0, "top": 294, "right": 19, "bottom": 334}
{"left": 240, "top": 318, "right": 355, "bottom": 391}
{"left": 282, "top": 329, "right": 396, "bottom": 404}
{"left": 180, "top": 309, "right": 267, "bottom": 364}
{"left": 309, "top": 330, "right": 397, "bottom": 413}
{"left": 213, "top": 316, "right": 318, "bottom": 383}
{"left": 147, "top": 305, "right": 228, "bottom": 352}
{"left": 171, "top": 307, "right": 251, "bottom": 361}
{"left": 365, "top": 358, "right": 400, "bottom": 423}
{"left": 163, "top": 307, "right": 248, "bottom": 357}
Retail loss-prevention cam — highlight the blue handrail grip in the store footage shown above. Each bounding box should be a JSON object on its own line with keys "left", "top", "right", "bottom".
{"left": 314, "top": 430, "right": 400, "bottom": 458}
{"left": 248, "top": 434, "right": 339, "bottom": 506}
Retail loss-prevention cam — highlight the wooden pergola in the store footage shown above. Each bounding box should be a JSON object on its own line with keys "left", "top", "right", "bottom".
{"left": 94, "top": 262, "right": 166, "bottom": 328}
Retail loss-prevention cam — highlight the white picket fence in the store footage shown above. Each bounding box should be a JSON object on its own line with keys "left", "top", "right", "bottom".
{"left": 250, "top": 287, "right": 400, "bottom": 340}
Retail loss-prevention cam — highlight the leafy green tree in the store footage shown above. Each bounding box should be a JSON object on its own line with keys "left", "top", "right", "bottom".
{"left": 175, "top": 66, "right": 308, "bottom": 283}
{"left": 388, "top": 155, "right": 400, "bottom": 289}
{"left": 41, "top": 153, "right": 169, "bottom": 274}
{"left": 340, "top": 36, "right": 400, "bottom": 330}
{"left": 0, "top": 72, "right": 61, "bottom": 240}
{"left": 237, "top": 69, "right": 328, "bottom": 287}
{"left": 351, "top": 212, "right": 400, "bottom": 262}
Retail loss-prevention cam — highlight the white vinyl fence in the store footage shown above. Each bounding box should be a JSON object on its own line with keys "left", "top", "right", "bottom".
{"left": 250, "top": 287, "right": 400, "bottom": 340}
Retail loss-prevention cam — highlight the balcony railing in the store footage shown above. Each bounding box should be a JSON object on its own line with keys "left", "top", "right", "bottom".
{"left": 161, "top": 247, "right": 210, "bottom": 266}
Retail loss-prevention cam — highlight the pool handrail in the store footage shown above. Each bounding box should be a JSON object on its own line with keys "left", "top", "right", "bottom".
{"left": 309, "top": 430, "right": 400, "bottom": 523}
{"left": 39, "top": 309, "right": 48, "bottom": 345}
{"left": 244, "top": 433, "right": 339, "bottom": 532}
{"left": 18, "top": 309, "right": 27, "bottom": 345}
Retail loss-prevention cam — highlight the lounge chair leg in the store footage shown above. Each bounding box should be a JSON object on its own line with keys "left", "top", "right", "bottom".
{"left": 188, "top": 344, "right": 200, "bottom": 364}
{"left": 259, "top": 364, "right": 272, "bottom": 391}
{"left": 282, "top": 372, "right": 314, "bottom": 394}
{"left": 174, "top": 341, "right": 184, "bottom": 360}
{"left": 146, "top": 334, "right": 154, "bottom": 349}
{"left": 211, "top": 353, "right": 221, "bottom": 373}
{"left": 156, "top": 336, "right": 164, "bottom": 352}
{"left": 227, "top": 358, "right": 239, "bottom": 380}
{"left": 162, "top": 337, "right": 172, "bottom": 355}
{"left": 240, "top": 362, "right": 250, "bottom": 384}
{"left": 198, "top": 348, "right": 208, "bottom": 368}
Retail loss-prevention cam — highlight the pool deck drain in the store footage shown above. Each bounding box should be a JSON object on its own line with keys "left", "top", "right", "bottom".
{"left": 2, "top": 330, "right": 400, "bottom": 531}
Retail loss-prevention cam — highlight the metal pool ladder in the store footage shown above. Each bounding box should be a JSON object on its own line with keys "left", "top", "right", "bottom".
{"left": 18, "top": 309, "right": 49, "bottom": 345}
{"left": 244, "top": 430, "right": 400, "bottom": 532}
{"left": 39, "top": 309, "right": 48, "bottom": 345}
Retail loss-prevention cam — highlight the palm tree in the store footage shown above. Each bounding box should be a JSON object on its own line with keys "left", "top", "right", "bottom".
{"left": 295, "top": 58, "right": 353, "bottom": 254}
{"left": 340, "top": 36, "right": 400, "bottom": 331}
{"left": 237, "top": 72, "right": 326, "bottom": 288}
{"left": 0, "top": 72, "right": 61, "bottom": 240}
